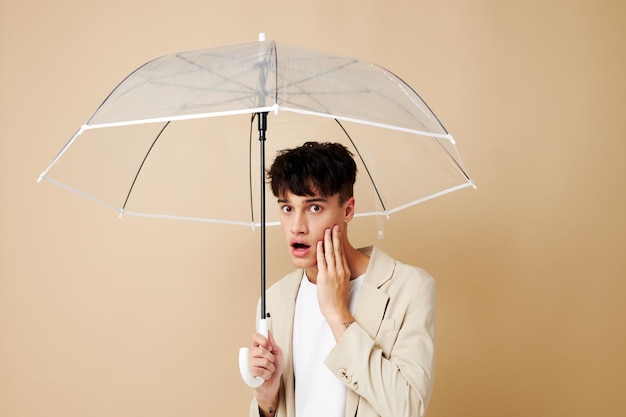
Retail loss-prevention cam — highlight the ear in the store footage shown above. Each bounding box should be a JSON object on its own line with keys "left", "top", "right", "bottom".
{"left": 343, "top": 197, "right": 356, "bottom": 223}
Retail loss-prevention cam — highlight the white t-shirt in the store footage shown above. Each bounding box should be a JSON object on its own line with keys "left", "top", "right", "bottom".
{"left": 292, "top": 272, "right": 364, "bottom": 417}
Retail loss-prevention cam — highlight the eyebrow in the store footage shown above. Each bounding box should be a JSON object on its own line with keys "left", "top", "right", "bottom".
{"left": 277, "top": 196, "right": 328, "bottom": 204}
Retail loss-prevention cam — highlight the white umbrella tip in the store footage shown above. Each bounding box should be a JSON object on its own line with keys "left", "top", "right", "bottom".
{"left": 258, "top": 33, "right": 266, "bottom": 42}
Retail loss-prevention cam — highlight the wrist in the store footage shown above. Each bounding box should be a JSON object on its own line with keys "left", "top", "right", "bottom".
{"left": 332, "top": 314, "right": 355, "bottom": 329}
{"left": 326, "top": 313, "right": 356, "bottom": 341}
{"left": 341, "top": 320, "right": 355, "bottom": 329}
{"left": 258, "top": 405, "right": 276, "bottom": 417}
{"left": 323, "top": 307, "right": 354, "bottom": 325}
{"left": 257, "top": 398, "right": 278, "bottom": 417}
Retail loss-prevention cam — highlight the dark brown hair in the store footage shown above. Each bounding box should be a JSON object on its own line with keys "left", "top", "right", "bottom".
{"left": 267, "top": 141, "right": 357, "bottom": 205}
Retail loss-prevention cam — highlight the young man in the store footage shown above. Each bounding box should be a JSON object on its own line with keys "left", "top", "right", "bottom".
{"left": 248, "top": 142, "right": 436, "bottom": 417}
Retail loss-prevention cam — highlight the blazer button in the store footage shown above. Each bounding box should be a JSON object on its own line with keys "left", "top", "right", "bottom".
{"left": 344, "top": 374, "right": 352, "bottom": 383}
{"left": 352, "top": 381, "right": 359, "bottom": 390}
{"left": 338, "top": 368, "right": 347, "bottom": 378}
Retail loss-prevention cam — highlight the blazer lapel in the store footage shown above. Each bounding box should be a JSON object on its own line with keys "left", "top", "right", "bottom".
{"left": 272, "top": 269, "right": 303, "bottom": 417}
{"left": 354, "top": 246, "right": 395, "bottom": 337}
{"left": 345, "top": 246, "right": 395, "bottom": 417}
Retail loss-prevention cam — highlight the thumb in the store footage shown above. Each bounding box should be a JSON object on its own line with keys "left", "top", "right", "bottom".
{"left": 267, "top": 331, "right": 281, "bottom": 354}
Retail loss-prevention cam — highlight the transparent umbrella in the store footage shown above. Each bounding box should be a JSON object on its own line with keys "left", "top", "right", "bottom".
{"left": 38, "top": 34, "right": 475, "bottom": 386}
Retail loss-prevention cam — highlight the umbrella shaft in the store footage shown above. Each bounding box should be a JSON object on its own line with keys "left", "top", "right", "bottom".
{"left": 258, "top": 112, "right": 268, "bottom": 319}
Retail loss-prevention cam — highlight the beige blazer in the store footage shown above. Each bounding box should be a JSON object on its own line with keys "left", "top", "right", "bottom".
{"left": 250, "top": 246, "right": 436, "bottom": 417}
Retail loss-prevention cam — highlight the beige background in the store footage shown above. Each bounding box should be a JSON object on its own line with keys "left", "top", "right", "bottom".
{"left": 1, "top": 0, "right": 625, "bottom": 416}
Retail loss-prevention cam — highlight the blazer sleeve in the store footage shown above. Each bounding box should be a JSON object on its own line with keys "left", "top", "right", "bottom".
{"left": 324, "top": 273, "right": 436, "bottom": 417}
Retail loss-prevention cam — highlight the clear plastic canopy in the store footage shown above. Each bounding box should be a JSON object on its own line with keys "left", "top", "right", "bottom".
{"left": 39, "top": 39, "right": 475, "bottom": 227}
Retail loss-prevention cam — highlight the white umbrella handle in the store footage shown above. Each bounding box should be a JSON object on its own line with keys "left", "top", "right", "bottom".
{"left": 239, "top": 318, "right": 268, "bottom": 388}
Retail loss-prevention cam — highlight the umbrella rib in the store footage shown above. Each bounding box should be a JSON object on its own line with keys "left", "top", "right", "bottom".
{"left": 176, "top": 53, "right": 266, "bottom": 102}
{"left": 279, "top": 56, "right": 359, "bottom": 92}
{"left": 105, "top": 51, "right": 273, "bottom": 118}
{"left": 121, "top": 122, "right": 170, "bottom": 211}
{"left": 380, "top": 65, "right": 450, "bottom": 135}
{"left": 276, "top": 58, "right": 365, "bottom": 115}
{"left": 334, "top": 119, "right": 387, "bottom": 214}
{"left": 275, "top": 55, "right": 447, "bottom": 135}
{"left": 273, "top": 43, "right": 279, "bottom": 105}
{"left": 432, "top": 137, "right": 473, "bottom": 183}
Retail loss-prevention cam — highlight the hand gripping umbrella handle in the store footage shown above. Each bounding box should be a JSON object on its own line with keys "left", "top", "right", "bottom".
{"left": 239, "top": 318, "right": 268, "bottom": 388}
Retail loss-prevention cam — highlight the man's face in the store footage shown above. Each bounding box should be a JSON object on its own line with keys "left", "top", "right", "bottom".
{"left": 277, "top": 189, "right": 353, "bottom": 270}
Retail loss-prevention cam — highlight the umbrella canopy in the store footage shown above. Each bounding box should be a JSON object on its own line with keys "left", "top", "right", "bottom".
{"left": 38, "top": 37, "right": 475, "bottom": 228}
{"left": 38, "top": 35, "right": 476, "bottom": 387}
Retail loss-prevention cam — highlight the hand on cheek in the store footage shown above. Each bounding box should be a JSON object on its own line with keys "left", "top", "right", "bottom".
{"left": 316, "top": 225, "right": 354, "bottom": 339}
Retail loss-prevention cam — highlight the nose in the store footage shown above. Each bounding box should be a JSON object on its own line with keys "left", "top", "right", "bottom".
{"left": 291, "top": 211, "right": 308, "bottom": 234}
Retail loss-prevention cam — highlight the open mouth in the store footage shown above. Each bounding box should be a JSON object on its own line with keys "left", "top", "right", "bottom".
{"left": 292, "top": 242, "right": 310, "bottom": 250}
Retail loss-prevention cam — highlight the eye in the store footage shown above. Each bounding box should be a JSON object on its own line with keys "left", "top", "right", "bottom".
{"left": 309, "top": 205, "right": 322, "bottom": 213}
{"left": 281, "top": 205, "right": 292, "bottom": 213}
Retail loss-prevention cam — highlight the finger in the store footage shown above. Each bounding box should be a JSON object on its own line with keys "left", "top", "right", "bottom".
{"left": 335, "top": 226, "right": 350, "bottom": 278}
{"left": 332, "top": 224, "right": 341, "bottom": 248}
{"left": 250, "top": 361, "right": 275, "bottom": 379}
{"left": 267, "top": 330, "right": 278, "bottom": 351}
{"left": 324, "top": 228, "right": 336, "bottom": 269}
{"left": 266, "top": 331, "right": 279, "bottom": 355}
{"left": 252, "top": 345, "right": 275, "bottom": 362}
{"left": 249, "top": 344, "right": 275, "bottom": 366}
{"left": 249, "top": 353, "right": 276, "bottom": 379}
{"left": 332, "top": 225, "right": 344, "bottom": 273}
{"left": 251, "top": 332, "right": 271, "bottom": 350}
{"left": 316, "top": 240, "right": 327, "bottom": 272}
{"left": 342, "top": 251, "right": 351, "bottom": 278}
